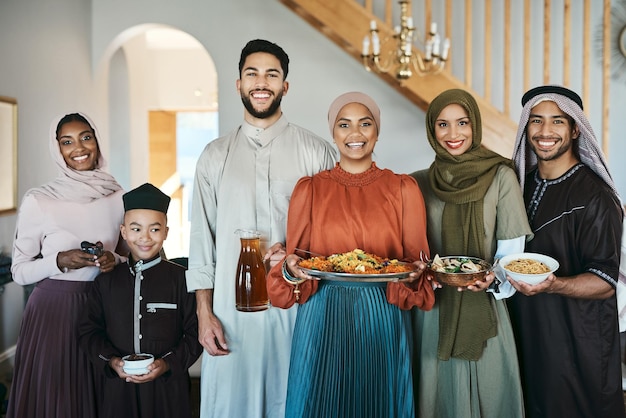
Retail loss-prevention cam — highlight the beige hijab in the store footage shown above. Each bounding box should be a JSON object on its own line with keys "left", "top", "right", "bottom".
{"left": 26, "top": 112, "right": 122, "bottom": 202}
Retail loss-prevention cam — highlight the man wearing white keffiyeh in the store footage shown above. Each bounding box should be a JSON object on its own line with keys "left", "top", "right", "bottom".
{"left": 507, "top": 85, "right": 625, "bottom": 418}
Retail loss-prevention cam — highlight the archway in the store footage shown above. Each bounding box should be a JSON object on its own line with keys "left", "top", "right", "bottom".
{"left": 97, "top": 25, "right": 218, "bottom": 258}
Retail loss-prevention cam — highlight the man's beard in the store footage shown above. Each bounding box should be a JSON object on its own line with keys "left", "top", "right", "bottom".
{"left": 241, "top": 90, "right": 283, "bottom": 119}
{"left": 530, "top": 135, "right": 573, "bottom": 162}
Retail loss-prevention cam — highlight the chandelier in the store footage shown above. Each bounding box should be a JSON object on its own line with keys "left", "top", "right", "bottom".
{"left": 361, "top": 0, "right": 450, "bottom": 80}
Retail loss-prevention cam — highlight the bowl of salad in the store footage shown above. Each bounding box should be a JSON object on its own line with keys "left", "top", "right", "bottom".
{"left": 427, "top": 255, "right": 492, "bottom": 287}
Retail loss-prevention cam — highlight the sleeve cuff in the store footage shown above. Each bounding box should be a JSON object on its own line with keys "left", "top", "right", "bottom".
{"left": 185, "top": 267, "right": 215, "bottom": 292}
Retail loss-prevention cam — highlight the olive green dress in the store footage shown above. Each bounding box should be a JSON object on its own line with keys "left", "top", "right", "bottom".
{"left": 411, "top": 166, "right": 529, "bottom": 418}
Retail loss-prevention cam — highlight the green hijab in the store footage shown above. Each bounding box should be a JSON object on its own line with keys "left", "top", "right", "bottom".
{"left": 426, "top": 89, "right": 513, "bottom": 361}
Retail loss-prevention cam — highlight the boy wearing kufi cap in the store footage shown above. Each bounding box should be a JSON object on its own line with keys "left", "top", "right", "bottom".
{"left": 122, "top": 182, "right": 171, "bottom": 213}
{"left": 78, "top": 183, "right": 202, "bottom": 418}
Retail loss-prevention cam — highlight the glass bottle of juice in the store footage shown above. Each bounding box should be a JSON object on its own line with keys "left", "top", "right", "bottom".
{"left": 234, "top": 229, "right": 269, "bottom": 312}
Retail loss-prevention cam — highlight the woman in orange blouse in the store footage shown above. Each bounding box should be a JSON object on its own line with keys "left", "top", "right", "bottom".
{"left": 266, "top": 91, "right": 434, "bottom": 418}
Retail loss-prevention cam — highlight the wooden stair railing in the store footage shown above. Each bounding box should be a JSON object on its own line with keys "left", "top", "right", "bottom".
{"left": 279, "top": 0, "right": 518, "bottom": 157}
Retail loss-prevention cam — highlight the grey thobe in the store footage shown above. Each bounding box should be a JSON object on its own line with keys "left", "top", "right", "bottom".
{"left": 186, "top": 115, "right": 336, "bottom": 418}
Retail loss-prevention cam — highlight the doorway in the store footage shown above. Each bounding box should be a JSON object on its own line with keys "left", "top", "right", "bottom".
{"left": 105, "top": 25, "right": 218, "bottom": 258}
{"left": 148, "top": 110, "right": 218, "bottom": 259}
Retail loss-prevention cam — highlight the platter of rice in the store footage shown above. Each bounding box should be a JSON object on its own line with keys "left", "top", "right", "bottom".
{"left": 297, "top": 249, "right": 416, "bottom": 281}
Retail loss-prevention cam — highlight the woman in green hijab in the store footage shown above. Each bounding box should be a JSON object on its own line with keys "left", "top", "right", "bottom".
{"left": 411, "top": 89, "right": 531, "bottom": 418}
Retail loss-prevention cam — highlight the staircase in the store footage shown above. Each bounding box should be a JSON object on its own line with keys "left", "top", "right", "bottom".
{"left": 279, "top": 0, "right": 518, "bottom": 157}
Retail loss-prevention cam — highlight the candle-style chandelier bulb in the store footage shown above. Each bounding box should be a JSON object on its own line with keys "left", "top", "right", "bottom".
{"left": 361, "top": 0, "right": 450, "bottom": 80}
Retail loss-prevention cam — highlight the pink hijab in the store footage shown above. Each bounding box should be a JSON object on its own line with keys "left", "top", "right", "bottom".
{"left": 327, "top": 91, "right": 381, "bottom": 136}
{"left": 26, "top": 112, "right": 122, "bottom": 202}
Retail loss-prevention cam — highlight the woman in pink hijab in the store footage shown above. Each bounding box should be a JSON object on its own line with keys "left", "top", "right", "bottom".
{"left": 8, "top": 113, "right": 126, "bottom": 418}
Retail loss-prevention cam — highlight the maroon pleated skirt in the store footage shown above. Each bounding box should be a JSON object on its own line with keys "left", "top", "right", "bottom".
{"left": 6, "top": 279, "right": 100, "bottom": 418}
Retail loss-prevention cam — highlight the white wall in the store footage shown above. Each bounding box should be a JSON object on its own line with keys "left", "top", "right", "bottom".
{"left": 0, "top": 0, "right": 98, "bottom": 254}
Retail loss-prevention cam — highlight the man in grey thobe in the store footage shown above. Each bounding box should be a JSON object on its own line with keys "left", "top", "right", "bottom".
{"left": 186, "top": 39, "right": 336, "bottom": 418}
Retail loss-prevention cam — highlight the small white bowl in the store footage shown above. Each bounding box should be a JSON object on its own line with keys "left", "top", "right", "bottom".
{"left": 122, "top": 353, "right": 154, "bottom": 375}
{"left": 499, "top": 252, "right": 559, "bottom": 285}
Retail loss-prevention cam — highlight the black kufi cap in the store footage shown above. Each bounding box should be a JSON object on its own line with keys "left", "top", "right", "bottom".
{"left": 521, "top": 85, "right": 584, "bottom": 110}
{"left": 123, "top": 183, "right": 170, "bottom": 213}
